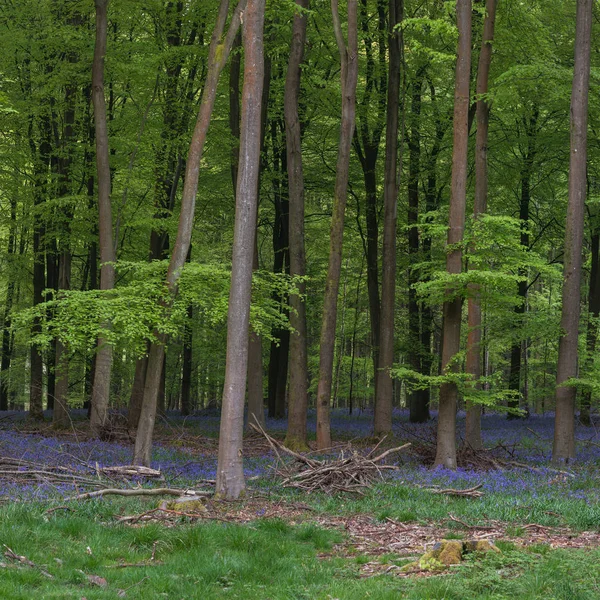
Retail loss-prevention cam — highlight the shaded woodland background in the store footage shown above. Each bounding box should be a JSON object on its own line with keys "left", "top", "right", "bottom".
{"left": 0, "top": 0, "right": 598, "bottom": 493}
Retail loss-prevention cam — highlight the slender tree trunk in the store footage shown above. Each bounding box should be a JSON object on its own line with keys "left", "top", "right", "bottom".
{"left": 267, "top": 118, "right": 290, "bottom": 419}
{"left": 284, "top": 0, "right": 310, "bottom": 449}
{"left": 0, "top": 191, "right": 18, "bottom": 412}
{"left": 216, "top": 0, "right": 265, "bottom": 499}
{"left": 407, "top": 71, "right": 426, "bottom": 423}
{"left": 133, "top": 0, "right": 246, "bottom": 466}
{"left": 29, "top": 121, "right": 52, "bottom": 422}
{"left": 580, "top": 226, "right": 600, "bottom": 425}
{"left": 231, "top": 33, "right": 268, "bottom": 429}
{"left": 89, "top": 0, "right": 116, "bottom": 437}
{"left": 247, "top": 240, "right": 266, "bottom": 427}
{"left": 181, "top": 305, "right": 193, "bottom": 416}
{"left": 465, "top": 0, "right": 497, "bottom": 450}
{"left": 507, "top": 109, "right": 537, "bottom": 418}
{"left": 374, "top": 0, "right": 402, "bottom": 436}
{"left": 433, "top": 0, "right": 471, "bottom": 469}
{"left": 316, "top": 0, "right": 358, "bottom": 450}
{"left": 552, "top": 0, "right": 592, "bottom": 464}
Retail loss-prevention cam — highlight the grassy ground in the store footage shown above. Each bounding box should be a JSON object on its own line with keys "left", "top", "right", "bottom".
{"left": 1, "top": 495, "right": 599, "bottom": 599}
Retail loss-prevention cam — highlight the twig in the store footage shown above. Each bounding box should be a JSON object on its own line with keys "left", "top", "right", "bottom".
{"left": 44, "top": 506, "right": 73, "bottom": 515}
{"left": 447, "top": 513, "right": 494, "bottom": 530}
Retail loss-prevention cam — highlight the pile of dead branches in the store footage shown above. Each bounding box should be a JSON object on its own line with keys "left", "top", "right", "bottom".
{"left": 250, "top": 423, "right": 410, "bottom": 495}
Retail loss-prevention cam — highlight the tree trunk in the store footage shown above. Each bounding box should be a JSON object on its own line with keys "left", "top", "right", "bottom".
{"left": 247, "top": 240, "right": 266, "bottom": 427}
{"left": 316, "top": 0, "right": 358, "bottom": 450}
{"left": 465, "top": 0, "right": 497, "bottom": 450}
{"left": 433, "top": 0, "right": 471, "bottom": 469}
{"left": 580, "top": 226, "right": 600, "bottom": 425}
{"left": 267, "top": 118, "right": 290, "bottom": 419}
{"left": 0, "top": 192, "right": 18, "bottom": 412}
{"left": 507, "top": 109, "right": 537, "bottom": 418}
{"left": 407, "top": 71, "right": 425, "bottom": 423}
{"left": 216, "top": 0, "right": 265, "bottom": 499}
{"left": 284, "top": 0, "right": 310, "bottom": 450}
{"left": 133, "top": 0, "right": 246, "bottom": 466}
{"left": 552, "top": 0, "right": 592, "bottom": 463}
{"left": 374, "top": 0, "right": 402, "bottom": 437}
{"left": 89, "top": 0, "right": 116, "bottom": 437}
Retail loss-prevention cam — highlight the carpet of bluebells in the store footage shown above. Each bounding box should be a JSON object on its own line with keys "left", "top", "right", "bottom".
{"left": 1, "top": 408, "right": 599, "bottom": 506}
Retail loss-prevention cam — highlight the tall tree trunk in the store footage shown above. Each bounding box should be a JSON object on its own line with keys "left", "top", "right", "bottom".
{"left": 552, "top": 0, "right": 592, "bottom": 463}
{"left": 216, "top": 0, "right": 265, "bottom": 499}
{"left": 507, "top": 109, "right": 537, "bottom": 418}
{"left": 89, "top": 0, "right": 116, "bottom": 437}
{"left": 433, "top": 0, "right": 471, "bottom": 469}
{"left": 316, "top": 0, "right": 358, "bottom": 450}
{"left": 354, "top": 0, "right": 387, "bottom": 395}
{"left": 580, "top": 224, "right": 600, "bottom": 425}
{"left": 267, "top": 118, "right": 290, "bottom": 419}
{"left": 374, "top": 0, "right": 402, "bottom": 437}
{"left": 284, "top": 0, "right": 310, "bottom": 449}
{"left": 133, "top": 0, "right": 246, "bottom": 466}
{"left": 247, "top": 239, "right": 266, "bottom": 427}
{"left": 465, "top": 0, "right": 497, "bottom": 449}
{"left": 29, "top": 118, "right": 52, "bottom": 422}
{"left": 0, "top": 191, "right": 18, "bottom": 412}
{"left": 407, "top": 71, "right": 426, "bottom": 423}
{"left": 230, "top": 31, "right": 268, "bottom": 429}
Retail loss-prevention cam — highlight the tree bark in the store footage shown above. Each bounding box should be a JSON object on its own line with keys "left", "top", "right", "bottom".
{"left": 89, "top": 0, "right": 116, "bottom": 437}
{"left": 0, "top": 191, "right": 18, "bottom": 411}
{"left": 181, "top": 306, "right": 193, "bottom": 416}
{"left": 374, "top": 0, "right": 402, "bottom": 437}
{"left": 353, "top": 0, "right": 387, "bottom": 394}
{"left": 407, "top": 71, "right": 426, "bottom": 423}
{"left": 580, "top": 225, "right": 600, "bottom": 425}
{"left": 433, "top": 0, "right": 471, "bottom": 469}
{"left": 552, "top": 0, "right": 592, "bottom": 464}
{"left": 507, "top": 109, "right": 537, "bottom": 418}
{"left": 316, "top": 0, "right": 358, "bottom": 450}
{"left": 133, "top": 0, "right": 246, "bottom": 466}
{"left": 284, "top": 0, "right": 310, "bottom": 449}
{"left": 216, "top": 0, "right": 265, "bottom": 499}
{"left": 465, "top": 0, "right": 497, "bottom": 450}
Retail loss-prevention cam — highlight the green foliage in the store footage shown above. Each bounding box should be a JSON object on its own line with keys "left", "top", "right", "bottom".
{"left": 14, "top": 261, "right": 303, "bottom": 357}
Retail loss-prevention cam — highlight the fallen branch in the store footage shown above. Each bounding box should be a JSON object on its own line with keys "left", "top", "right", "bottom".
{"left": 429, "top": 484, "right": 484, "bottom": 498}
{"left": 66, "top": 488, "right": 212, "bottom": 501}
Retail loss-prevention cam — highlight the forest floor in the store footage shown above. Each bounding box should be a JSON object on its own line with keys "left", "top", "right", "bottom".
{"left": 0, "top": 409, "right": 599, "bottom": 598}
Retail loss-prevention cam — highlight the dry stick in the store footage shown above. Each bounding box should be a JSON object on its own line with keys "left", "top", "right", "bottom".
{"left": 66, "top": 488, "right": 212, "bottom": 501}
{"left": 430, "top": 484, "right": 484, "bottom": 497}
{"left": 447, "top": 513, "right": 494, "bottom": 530}
{"left": 370, "top": 443, "right": 412, "bottom": 463}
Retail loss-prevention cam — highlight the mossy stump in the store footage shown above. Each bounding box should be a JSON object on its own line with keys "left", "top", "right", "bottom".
{"left": 401, "top": 539, "right": 501, "bottom": 572}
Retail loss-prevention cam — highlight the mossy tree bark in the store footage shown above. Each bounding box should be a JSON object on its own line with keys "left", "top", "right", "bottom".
{"left": 316, "top": 0, "right": 358, "bottom": 450}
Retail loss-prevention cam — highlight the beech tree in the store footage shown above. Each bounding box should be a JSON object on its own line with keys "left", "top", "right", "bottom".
{"left": 89, "top": 0, "right": 116, "bottom": 437}
{"left": 433, "top": 0, "right": 471, "bottom": 469}
{"left": 552, "top": 0, "right": 593, "bottom": 464}
{"left": 464, "top": 0, "right": 498, "bottom": 450}
{"left": 215, "top": 0, "right": 266, "bottom": 499}
{"left": 373, "top": 0, "right": 402, "bottom": 437}
{"left": 284, "top": 0, "right": 310, "bottom": 450}
{"left": 316, "top": 0, "right": 359, "bottom": 450}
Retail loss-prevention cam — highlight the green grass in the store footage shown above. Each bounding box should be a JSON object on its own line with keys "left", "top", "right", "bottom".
{"left": 1, "top": 499, "right": 600, "bottom": 599}
{"left": 288, "top": 481, "right": 600, "bottom": 531}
